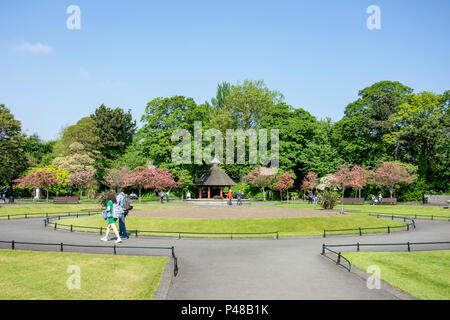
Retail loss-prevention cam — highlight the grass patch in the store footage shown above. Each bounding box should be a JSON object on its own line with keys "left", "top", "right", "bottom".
{"left": 343, "top": 250, "right": 450, "bottom": 300}
{"left": 0, "top": 249, "right": 167, "bottom": 300}
{"left": 59, "top": 213, "right": 406, "bottom": 237}
{"left": 0, "top": 203, "right": 194, "bottom": 219}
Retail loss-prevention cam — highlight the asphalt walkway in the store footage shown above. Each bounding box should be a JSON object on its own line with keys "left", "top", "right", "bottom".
{"left": 0, "top": 214, "right": 449, "bottom": 300}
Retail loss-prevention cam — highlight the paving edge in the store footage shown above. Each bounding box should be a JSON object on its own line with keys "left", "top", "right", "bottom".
{"left": 153, "top": 257, "right": 175, "bottom": 300}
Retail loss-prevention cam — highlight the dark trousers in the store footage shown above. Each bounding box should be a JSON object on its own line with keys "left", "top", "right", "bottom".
{"left": 119, "top": 211, "right": 128, "bottom": 237}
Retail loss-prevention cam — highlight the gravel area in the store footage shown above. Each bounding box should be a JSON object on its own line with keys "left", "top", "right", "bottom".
{"left": 131, "top": 206, "right": 340, "bottom": 219}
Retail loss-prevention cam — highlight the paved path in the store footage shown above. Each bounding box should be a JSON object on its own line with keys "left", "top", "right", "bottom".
{"left": 0, "top": 215, "right": 449, "bottom": 300}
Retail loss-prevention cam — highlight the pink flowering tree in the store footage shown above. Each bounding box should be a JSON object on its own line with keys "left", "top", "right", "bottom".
{"left": 348, "top": 165, "right": 372, "bottom": 198}
{"left": 301, "top": 171, "right": 319, "bottom": 194}
{"left": 124, "top": 166, "right": 153, "bottom": 203}
{"left": 372, "top": 161, "right": 415, "bottom": 198}
{"left": 125, "top": 166, "right": 178, "bottom": 200}
{"left": 275, "top": 171, "right": 295, "bottom": 201}
{"left": 246, "top": 167, "right": 276, "bottom": 200}
{"left": 13, "top": 169, "right": 59, "bottom": 202}
{"left": 103, "top": 166, "right": 132, "bottom": 192}
{"left": 328, "top": 164, "right": 355, "bottom": 208}
{"left": 143, "top": 167, "right": 178, "bottom": 193}
{"left": 67, "top": 170, "right": 96, "bottom": 200}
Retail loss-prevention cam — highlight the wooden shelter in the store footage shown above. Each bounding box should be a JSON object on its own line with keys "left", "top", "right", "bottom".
{"left": 195, "top": 158, "right": 236, "bottom": 198}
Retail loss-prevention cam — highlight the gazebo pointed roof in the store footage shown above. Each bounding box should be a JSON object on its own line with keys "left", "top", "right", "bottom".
{"left": 196, "top": 158, "right": 236, "bottom": 187}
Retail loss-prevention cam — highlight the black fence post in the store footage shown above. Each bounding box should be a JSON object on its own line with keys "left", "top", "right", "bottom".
{"left": 276, "top": 232, "right": 279, "bottom": 240}
{"left": 11, "top": 240, "right": 14, "bottom": 250}
{"left": 178, "top": 232, "right": 181, "bottom": 240}
{"left": 54, "top": 223, "right": 57, "bottom": 229}
{"left": 60, "top": 242, "right": 63, "bottom": 252}
{"left": 113, "top": 245, "right": 117, "bottom": 255}
{"left": 323, "top": 230, "right": 326, "bottom": 238}
{"left": 407, "top": 223, "right": 409, "bottom": 231}
{"left": 359, "top": 227, "right": 362, "bottom": 236}
{"left": 135, "top": 230, "right": 138, "bottom": 237}
{"left": 357, "top": 242, "right": 360, "bottom": 252}
{"left": 25, "top": 214, "right": 27, "bottom": 219}
{"left": 70, "top": 225, "right": 73, "bottom": 232}
{"left": 231, "top": 233, "right": 233, "bottom": 240}
{"left": 321, "top": 244, "right": 325, "bottom": 255}
{"left": 387, "top": 226, "right": 390, "bottom": 234}
{"left": 171, "top": 246, "right": 175, "bottom": 258}
{"left": 407, "top": 242, "right": 411, "bottom": 252}
{"left": 100, "top": 227, "right": 102, "bottom": 235}
{"left": 337, "top": 252, "right": 341, "bottom": 264}
{"left": 8, "top": 215, "right": 9, "bottom": 220}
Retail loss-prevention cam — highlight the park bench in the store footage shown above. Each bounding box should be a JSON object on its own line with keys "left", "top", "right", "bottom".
{"left": 342, "top": 198, "right": 365, "bottom": 204}
{"left": 381, "top": 197, "right": 397, "bottom": 204}
{"left": 53, "top": 196, "right": 80, "bottom": 203}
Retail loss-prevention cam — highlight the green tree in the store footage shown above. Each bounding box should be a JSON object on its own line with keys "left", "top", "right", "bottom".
{"left": 61, "top": 117, "right": 99, "bottom": 153}
{"left": 0, "top": 105, "right": 28, "bottom": 194}
{"left": 90, "top": 105, "right": 136, "bottom": 161}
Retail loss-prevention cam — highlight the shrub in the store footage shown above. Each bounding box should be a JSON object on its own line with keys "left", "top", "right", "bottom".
{"left": 318, "top": 191, "right": 340, "bottom": 210}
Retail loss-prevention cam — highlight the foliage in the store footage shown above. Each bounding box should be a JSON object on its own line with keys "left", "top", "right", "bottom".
{"left": 12, "top": 168, "right": 59, "bottom": 201}
{"left": 245, "top": 167, "right": 276, "bottom": 197}
{"left": 90, "top": 104, "right": 136, "bottom": 171}
{"left": 103, "top": 166, "right": 132, "bottom": 192}
{"left": 318, "top": 191, "right": 340, "bottom": 210}
{"left": 52, "top": 142, "right": 95, "bottom": 172}
{"left": 0, "top": 105, "right": 28, "bottom": 191}
{"left": 67, "top": 170, "right": 96, "bottom": 199}
{"left": 372, "top": 161, "right": 415, "bottom": 197}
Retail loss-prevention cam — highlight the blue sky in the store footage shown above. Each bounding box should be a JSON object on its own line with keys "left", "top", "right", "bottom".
{"left": 1, "top": 0, "right": 449, "bottom": 140}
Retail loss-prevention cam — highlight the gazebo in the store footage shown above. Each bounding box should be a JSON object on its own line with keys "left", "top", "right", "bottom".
{"left": 195, "top": 158, "right": 236, "bottom": 198}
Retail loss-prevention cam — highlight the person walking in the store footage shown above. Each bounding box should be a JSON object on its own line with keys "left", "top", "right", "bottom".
{"left": 378, "top": 194, "right": 383, "bottom": 205}
{"left": 116, "top": 189, "right": 130, "bottom": 240}
{"left": 227, "top": 189, "right": 233, "bottom": 206}
{"left": 159, "top": 190, "right": 164, "bottom": 203}
{"left": 186, "top": 191, "right": 191, "bottom": 200}
{"left": 237, "top": 190, "right": 242, "bottom": 206}
{"left": 166, "top": 190, "right": 170, "bottom": 203}
{"left": 101, "top": 192, "right": 122, "bottom": 243}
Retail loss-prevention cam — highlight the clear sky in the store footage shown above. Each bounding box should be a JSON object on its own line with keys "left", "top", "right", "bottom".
{"left": 1, "top": 0, "right": 449, "bottom": 140}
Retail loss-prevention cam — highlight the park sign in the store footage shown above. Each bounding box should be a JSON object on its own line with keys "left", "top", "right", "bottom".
{"left": 171, "top": 121, "right": 279, "bottom": 173}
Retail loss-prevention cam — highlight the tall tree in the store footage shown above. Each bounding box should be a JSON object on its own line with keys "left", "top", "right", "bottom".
{"left": 90, "top": 104, "right": 136, "bottom": 162}
{"left": 0, "top": 105, "right": 28, "bottom": 194}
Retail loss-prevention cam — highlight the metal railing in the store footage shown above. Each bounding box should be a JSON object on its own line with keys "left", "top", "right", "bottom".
{"left": 323, "top": 215, "right": 416, "bottom": 238}
{"left": 0, "top": 239, "right": 178, "bottom": 276}
{"left": 44, "top": 215, "right": 279, "bottom": 240}
{"left": 0, "top": 210, "right": 100, "bottom": 220}
{"left": 321, "top": 245, "right": 352, "bottom": 271}
{"left": 369, "top": 213, "right": 450, "bottom": 221}
{"left": 321, "top": 241, "right": 450, "bottom": 272}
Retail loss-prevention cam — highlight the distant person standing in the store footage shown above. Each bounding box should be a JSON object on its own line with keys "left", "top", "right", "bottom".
{"left": 166, "top": 190, "right": 170, "bottom": 203}
{"left": 159, "top": 190, "right": 164, "bottom": 203}
{"left": 237, "top": 190, "right": 242, "bottom": 206}
{"left": 186, "top": 191, "right": 191, "bottom": 200}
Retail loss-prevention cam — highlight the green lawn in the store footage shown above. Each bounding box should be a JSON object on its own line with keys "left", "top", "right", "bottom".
{"left": 58, "top": 213, "right": 406, "bottom": 237}
{"left": 0, "top": 203, "right": 193, "bottom": 219}
{"left": 343, "top": 250, "right": 450, "bottom": 300}
{"left": 0, "top": 249, "right": 167, "bottom": 300}
{"left": 277, "top": 204, "right": 450, "bottom": 219}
